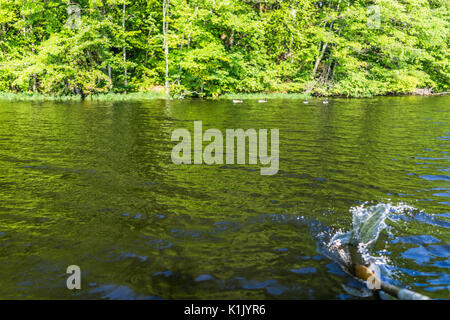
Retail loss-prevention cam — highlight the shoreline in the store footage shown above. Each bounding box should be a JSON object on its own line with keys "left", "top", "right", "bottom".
{"left": 0, "top": 91, "right": 448, "bottom": 102}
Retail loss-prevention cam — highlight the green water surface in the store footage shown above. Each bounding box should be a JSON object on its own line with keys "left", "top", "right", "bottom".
{"left": 0, "top": 96, "right": 448, "bottom": 299}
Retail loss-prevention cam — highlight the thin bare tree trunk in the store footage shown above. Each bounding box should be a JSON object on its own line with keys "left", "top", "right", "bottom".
{"left": 312, "top": 41, "right": 328, "bottom": 78}
{"left": 311, "top": 0, "right": 341, "bottom": 80}
{"left": 108, "top": 64, "right": 112, "bottom": 90}
{"left": 32, "top": 46, "right": 37, "bottom": 92}
{"left": 123, "top": 1, "right": 127, "bottom": 93}
{"left": 163, "top": 0, "right": 170, "bottom": 96}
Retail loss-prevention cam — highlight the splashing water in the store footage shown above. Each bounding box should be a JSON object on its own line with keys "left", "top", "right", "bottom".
{"left": 325, "top": 203, "right": 416, "bottom": 277}
{"left": 261, "top": 203, "right": 429, "bottom": 298}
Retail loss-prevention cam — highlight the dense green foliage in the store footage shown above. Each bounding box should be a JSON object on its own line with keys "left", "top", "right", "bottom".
{"left": 0, "top": 0, "right": 448, "bottom": 97}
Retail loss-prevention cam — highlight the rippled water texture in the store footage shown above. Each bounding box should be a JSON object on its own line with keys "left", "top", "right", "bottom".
{"left": 0, "top": 96, "right": 449, "bottom": 299}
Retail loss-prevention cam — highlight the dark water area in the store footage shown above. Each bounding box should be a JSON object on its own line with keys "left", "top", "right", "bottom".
{"left": 0, "top": 96, "right": 448, "bottom": 299}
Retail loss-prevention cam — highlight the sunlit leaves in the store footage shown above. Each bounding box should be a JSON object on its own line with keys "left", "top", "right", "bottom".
{"left": 0, "top": 0, "right": 447, "bottom": 96}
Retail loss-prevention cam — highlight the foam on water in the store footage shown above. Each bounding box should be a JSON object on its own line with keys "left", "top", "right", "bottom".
{"left": 325, "top": 203, "right": 417, "bottom": 277}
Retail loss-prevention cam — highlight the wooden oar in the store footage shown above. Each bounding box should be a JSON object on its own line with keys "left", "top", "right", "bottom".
{"left": 354, "top": 264, "right": 431, "bottom": 300}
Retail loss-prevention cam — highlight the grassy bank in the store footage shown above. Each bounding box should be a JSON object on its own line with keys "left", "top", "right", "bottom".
{"left": 1, "top": 91, "right": 447, "bottom": 102}
{"left": 0, "top": 92, "right": 167, "bottom": 102}
{"left": 0, "top": 92, "right": 83, "bottom": 102}
{"left": 216, "top": 93, "right": 311, "bottom": 100}
{"left": 0, "top": 91, "right": 310, "bottom": 102}
{"left": 216, "top": 90, "right": 449, "bottom": 100}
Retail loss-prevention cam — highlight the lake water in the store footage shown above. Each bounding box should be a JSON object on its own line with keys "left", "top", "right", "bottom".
{"left": 0, "top": 96, "right": 448, "bottom": 299}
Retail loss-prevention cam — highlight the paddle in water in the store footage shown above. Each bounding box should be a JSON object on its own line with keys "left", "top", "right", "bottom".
{"left": 328, "top": 203, "right": 431, "bottom": 300}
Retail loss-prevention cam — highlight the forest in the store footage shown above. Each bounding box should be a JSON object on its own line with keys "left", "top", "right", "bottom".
{"left": 0, "top": 0, "right": 448, "bottom": 98}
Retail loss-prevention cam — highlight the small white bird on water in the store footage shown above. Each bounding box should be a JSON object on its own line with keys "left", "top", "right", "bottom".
{"left": 232, "top": 99, "right": 243, "bottom": 104}
{"left": 322, "top": 98, "right": 329, "bottom": 104}
{"left": 303, "top": 99, "right": 309, "bottom": 104}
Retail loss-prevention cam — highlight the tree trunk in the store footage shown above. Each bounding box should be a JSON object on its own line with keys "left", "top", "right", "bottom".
{"left": 108, "top": 64, "right": 113, "bottom": 91}
{"left": 311, "top": 0, "right": 341, "bottom": 80}
{"left": 32, "top": 46, "right": 37, "bottom": 92}
{"left": 122, "top": 1, "right": 127, "bottom": 93}
{"left": 163, "top": 0, "right": 170, "bottom": 96}
{"left": 311, "top": 41, "right": 328, "bottom": 78}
